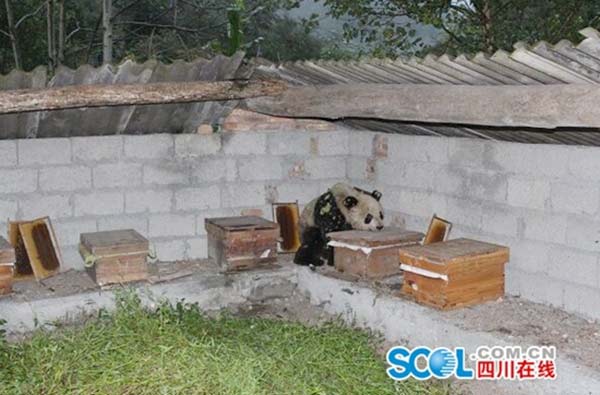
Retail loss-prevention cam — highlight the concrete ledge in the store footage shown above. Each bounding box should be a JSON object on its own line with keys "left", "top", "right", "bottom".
{"left": 295, "top": 267, "right": 600, "bottom": 395}
{"left": 0, "top": 266, "right": 297, "bottom": 334}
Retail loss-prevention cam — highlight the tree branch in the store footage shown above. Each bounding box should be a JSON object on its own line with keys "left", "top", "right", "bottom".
{"left": 114, "top": 20, "right": 205, "bottom": 33}
{"left": 15, "top": 0, "right": 48, "bottom": 28}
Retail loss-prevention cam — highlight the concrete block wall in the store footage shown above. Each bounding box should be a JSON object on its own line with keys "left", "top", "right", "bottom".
{"left": 2, "top": 126, "right": 599, "bottom": 320}
{"left": 0, "top": 129, "right": 350, "bottom": 269}
{"left": 349, "top": 131, "right": 600, "bottom": 320}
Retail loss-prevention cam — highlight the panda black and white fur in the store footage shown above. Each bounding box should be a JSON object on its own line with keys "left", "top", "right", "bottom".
{"left": 294, "top": 183, "right": 384, "bottom": 267}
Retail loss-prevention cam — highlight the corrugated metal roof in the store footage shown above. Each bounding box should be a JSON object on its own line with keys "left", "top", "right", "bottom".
{"left": 0, "top": 53, "right": 244, "bottom": 138}
{"left": 256, "top": 27, "right": 600, "bottom": 146}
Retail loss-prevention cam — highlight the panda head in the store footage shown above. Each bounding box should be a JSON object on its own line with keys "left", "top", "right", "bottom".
{"left": 331, "top": 184, "right": 384, "bottom": 231}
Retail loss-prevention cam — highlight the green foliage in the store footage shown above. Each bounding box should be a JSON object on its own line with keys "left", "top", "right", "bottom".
{"left": 0, "top": 291, "right": 451, "bottom": 395}
{"left": 0, "top": 0, "right": 324, "bottom": 73}
{"left": 318, "top": 0, "right": 600, "bottom": 57}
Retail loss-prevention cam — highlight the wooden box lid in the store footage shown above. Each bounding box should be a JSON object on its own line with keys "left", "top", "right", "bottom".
{"left": 80, "top": 229, "right": 149, "bottom": 257}
{"left": 328, "top": 228, "right": 424, "bottom": 247}
{"left": 399, "top": 238, "right": 509, "bottom": 274}
{"left": 0, "top": 236, "right": 15, "bottom": 265}
{"left": 205, "top": 216, "right": 279, "bottom": 233}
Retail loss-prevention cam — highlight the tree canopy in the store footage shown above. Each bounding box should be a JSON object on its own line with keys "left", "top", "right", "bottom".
{"left": 318, "top": 0, "right": 600, "bottom": 57}
{"left": 0, "top": 0, "right": 326, "bottom": 73}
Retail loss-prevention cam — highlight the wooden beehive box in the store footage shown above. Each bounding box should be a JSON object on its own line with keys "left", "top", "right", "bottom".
{"left": 0, "top": 236, "right": 16, "bottom": 295}
{"left": 79, "top": 229, "right": 149, "bottom": 286}
{"left": 205, "top": 216, "right": 279, "bottom": 271}
{"left": 399, "top": 238, "right": 509, "bottom": 310}
{"left": 328, "top": 228, "right": 424, "bottom": 279}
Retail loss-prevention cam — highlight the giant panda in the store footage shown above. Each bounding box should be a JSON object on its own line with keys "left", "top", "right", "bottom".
{"left": 294, "top": 183, "right": 384, "bottom": 267}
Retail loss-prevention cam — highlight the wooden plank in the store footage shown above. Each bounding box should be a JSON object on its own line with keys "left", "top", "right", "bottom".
{"left": 0, "top": 79, "right": 287, "bottom": 115}
{"left": 245, "top": 83, "right": 600, "bottom": 129}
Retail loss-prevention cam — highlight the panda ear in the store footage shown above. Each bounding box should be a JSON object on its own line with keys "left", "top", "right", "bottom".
{"left": 372, "top": 190, "right": 382, "bottom": 201}
{"left": 343, "top": 196, "right": 359, "bottom": 209}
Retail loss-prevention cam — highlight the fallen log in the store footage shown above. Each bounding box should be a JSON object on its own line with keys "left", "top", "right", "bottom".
{"left": 0, "top": 79, "right": 287, "bottom": 114}
{"left": 245, "top": 83, "right": 600, "bottom": 130}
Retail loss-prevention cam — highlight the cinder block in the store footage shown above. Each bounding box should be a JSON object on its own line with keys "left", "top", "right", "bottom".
{"left": 0, "top": 141, "right": 17, "bottom": 167}
{"left": 565, "top": 215, "right": 600, "bottom": 252}
{"left": 479, "top": 203, "right": 520, "bottom": 237}
{"left": 72, "top": 136, "right": 122, "bottom": 162}
{"left": 304, "top": 157, "right": 347, "bottom": 179}
{"left": 222, "top": 132, "right": 266, "bottom": 155}
{"left": 547, "top": 246, "right": 598, "bottom": 287}
{"left": 93, "top": 163, "right": 142, "bottom": 188}
{"left": 392, "top": 161, "right": 441, "bottom": 190}
{"left": 175, "top": 134, "right": 221, "bottom": 157}
{"left": 563, "top": 282, "right": 600, "bottom": 320}
{"left": 447, "top": 138, "right": 492, "bottom": 169}
{"left": 509, "top": 240, "right": 550, "bottom": 274}
{"left": 195, "top": 208, "right": 237, "bottom": 236}
{"left": 238, "top": 157, "right": 282, "bottom": 181}
{"left": 53, "top": 219, "right": 97, "bottom": 246}
{"left": 186, "top": 237, "right": 208, "bottom": 259}
{"left": 504, "top": 266, "right": 522, "bottom": 296}
{"left": 490, "top": 142, "right": 569, "bottom": 178}
{"left": 153, "top": 239, "right": 186, "bottom": 262}
{"left": 125, "top": 190, "right": 172, "bottom": 213}
{"left": 124, "top": 134, "right": 173, "bottom": 159}
{"left": 175, "top": 186, "right": 220, "bottom": 211}
{"left": 507, "top": 177, "right": 550, "bottom": 210}
{"left": 73, "top": 192, "right": 124, "bottom": 216}
{"left": 316, "top": 130, "right": 349, "bottom": 156}
{"left": 268, "top": 132, "right": 311, "bottom": 155}
{"left": 441, "top": 197, "right": 483, "bottom": 230}
{"left": 349, "top": 131, "right": 375, "bottom": 157}
{"left": 148, "top": 214, "right": 195, "bottom": 237}
{"left": 60, "top": 246, "right": 85, "bottom": 271}
{"left": 515, "top": 271, "right": 565, "bottom": 308}
{"left": 568, "top": 145, "right": 600, "bottom": 180}
{"left": 522, "top": 211, "right": 567, "bottom": 244}
{"left": 275, "top": 182, "right": 320, "bottom": 204}
{"left": 21, "top": 194, "right": 72, "bottom": 219}
{"left": 1, "top": 168, "right": 37, "bottom": 194}
{"left": 550, "top": 182, "right": 599, "bottom": 215}
{"left": 347, "top": 158, "right": 369, "bottom": 181}
{"left": 462, "top": 169, "right": 508, "bottom": 203}
{"left": 97, "top": 215, "right": 148, "bottom": 236}
{"left": 39, "top": 166, "right": 91, "bottom": 192}
{"left": 221, "top": 183, "right": 266, "bottom": 208}
{"left": 192, "top": 159, "right": 236, "bottom": 183}
{"left": 143, "top": 164, "right": 189, "bottom": 185}
{"left": 376, "top": 160, "right": 407, "bottom": 186}
{"left": 389, "top": 134, "right": 449, "bottom": 164}
{"left": 18, "top": 138, "right": 71, "bottom": 166}
{"left": 384, "top": 188, "right": 447, "bottom": 218}
{"left": 0, "top": 199, "right": 18, "bottom": 221}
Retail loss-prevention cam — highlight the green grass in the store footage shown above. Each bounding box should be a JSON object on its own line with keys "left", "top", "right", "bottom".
{"left": 0, "top": 292, "right": 451, "bottom": 395}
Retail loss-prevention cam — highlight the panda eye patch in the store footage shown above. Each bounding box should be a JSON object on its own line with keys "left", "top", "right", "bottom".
{"left": 365, "top": 214, "right": 373, "bottom": 224}
{"left": 380, "top": 212, "right": 384, "bottom": 220}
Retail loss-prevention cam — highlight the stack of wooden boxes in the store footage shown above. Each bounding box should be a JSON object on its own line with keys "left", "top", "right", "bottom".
{"left": 79, "top": 229, "right": 149, "bottom": 286}
{"left": 328, "top": 228, "right": 424, "bottom": 279}
{"left": 0, "top": 236, "right": 16, "bottom": 295}
{"left": 399, "top": 238, "right": 509, "bottom": 310}
{"left": 206, "top": 216, "right": 280, "bottom": 271}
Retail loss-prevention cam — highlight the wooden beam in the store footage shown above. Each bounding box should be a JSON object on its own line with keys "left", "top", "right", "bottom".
{"left": 0, "top": 80, "right": 287, "bottom": 115}
{"left": 245, "top": 83, "right": 600, "bottom": 129}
